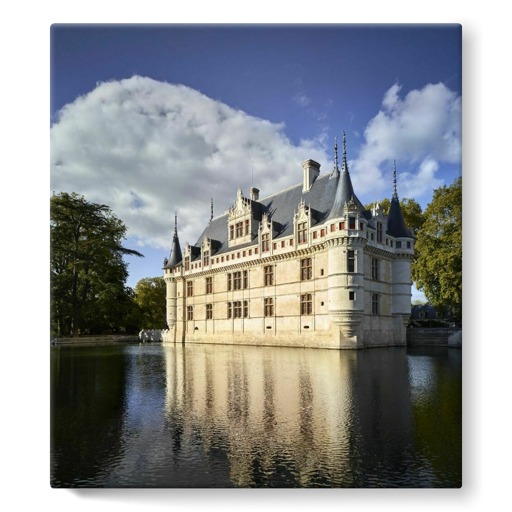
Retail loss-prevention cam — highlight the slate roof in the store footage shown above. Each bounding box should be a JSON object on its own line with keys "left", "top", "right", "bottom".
{"left": 190, "top": 171, "right": 372, "bottom": 260}
{"left": 387, "top": 195, "right": 413, "bottom": 238}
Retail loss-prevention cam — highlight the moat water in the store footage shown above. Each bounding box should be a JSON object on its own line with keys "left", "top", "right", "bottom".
{"left": 50, "top": 343, "right": 462, "bottom": 488}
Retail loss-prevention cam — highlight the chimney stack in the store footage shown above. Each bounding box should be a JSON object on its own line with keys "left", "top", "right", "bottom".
{"left": 250, "top": 187, "right": 260, "bottom": 201}
{"left": 302, "top": 159, "right": 321, "bottom": 192}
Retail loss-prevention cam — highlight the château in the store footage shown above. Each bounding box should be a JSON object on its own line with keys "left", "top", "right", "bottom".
{"left": 163, "top": 134, "right": 414, "bottom": 349}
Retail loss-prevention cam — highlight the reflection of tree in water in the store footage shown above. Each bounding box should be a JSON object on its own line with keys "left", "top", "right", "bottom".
{"left": 50, "top": 346, "right": 127, "bottom": 487}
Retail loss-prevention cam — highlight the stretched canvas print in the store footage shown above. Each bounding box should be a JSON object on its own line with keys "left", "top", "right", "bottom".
{"left": 50, "top": 24, "right": 462, "bottom": 488}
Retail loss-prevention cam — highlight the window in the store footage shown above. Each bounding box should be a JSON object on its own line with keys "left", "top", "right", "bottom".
{"left": 228, "top": 271, "right": 248, "bottom": 291}
{"left": 203, "top": 251, "right": 210, "bottom": 267}
{"left": 360, "top": 223, "right": 364, "bottom": 230}
{"left": 187, "top": 281, "right": 194, "bottom": 297}
{"left": 273, "top": 243, "right": 277, "bottom": 250}
{"left": 230, "top": 225, "right": 234, "bottom": 240}
{"left": 407, "top": 241, "right": 411, "bottom": 249}
{"left": 313, "top": 231, "right": 318, "bottom": 239}
{"left": 236, "top": 221, "right": 244, "bottom": 238}
{"left": 262, "top": 233, "right": 270, "bottom": 252}
{"left": 298, "top": 221, "right": 308, "bottom": 244}
{"left": 339, "top": 221, "right": 345, "bottom": 230}
{"left": 206, "top": 303, "right": 213, "bottom": 320}
{"left": 281, "top": 241, "right": 285, "bottom": 248}
{"left": 206, "top": 276, "right": 213, "bottom": 294}
{"left": 321, "top": 229, "right": 325, "bottom": 237}
{"left": 184, "top": 256, "right": 190, "bottom": 271}
{"left": 245, "top": 219, "right": 250, "bottom": 235}
{"left": 264, "top": 265, "right": 274, "bottom": 286}
{"left": 396, "top": 241, "right": 402, "bottom": 249}
{"left": 372, "top": 294, "right": 380, "bottom": 315}
{"left": 227, "top": 302, "right": 232, "bottom": 319}
{"left": 301, "top": 257, "right": 312, "bottom": 281}
{"left": 301, "top": 293, "right": 313, "bottom": 315}
{"left": 330, "top": 223, "right": 335, "bottom": 232}
{"left": 187, "top": 305, "right": 194, "bottom": 321}
{"left": 371, "top": 258, "right": 379, "bottom": 280}
{"left": 377, "top": 222, "right": 383, "bottom": 243}
{"left": 233, "top": 271, "right": 242, "bottom": 290}
{"left": 243, "top": 300, "right": 249, "bottom": 318}
{"left": 264, "top": 297, "right": 274, "bottom": 317}
{"left": 349, "top": 291, "right": 355, "bottom": 301}
{"left": 349, "top": 217, "right": 356, "bottom": 229}
{"left": 233, "top": 301, "right": 242, "bottom": 318}
{"left": 347, "top": 250, "right": 355, "bottom": 273}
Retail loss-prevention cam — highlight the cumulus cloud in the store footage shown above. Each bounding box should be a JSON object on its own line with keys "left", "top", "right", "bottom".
{"left": 351, "top": 82, "right": 461, "bottom": 200}
{"left": 51, "top": 76, "right": 329, "bottom": 250}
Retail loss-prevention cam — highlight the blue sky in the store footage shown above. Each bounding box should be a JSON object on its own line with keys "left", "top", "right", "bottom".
{"left": 50, "top": 24, "right": 462, "bottom": 296}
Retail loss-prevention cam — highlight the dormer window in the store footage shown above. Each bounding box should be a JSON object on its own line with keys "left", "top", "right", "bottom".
{"left": 228, "top": 188, "right": 253, "bottom": 247}
{"left": 298, "top": 222, "right": 308, "bottom": 244}
{"left": 349, "top": 216, "right": 356, "bottom": 230}
{"left": 377, "top": 222, "right": 383, "bottom": 243}
{"left": 184, "top": 256, "right": 190, "bottom": 271}
{"left": 262, "top": 233, "right": 270, "bottom": 252}
{"left": 203, "top": 251, "right": 209, "bottom": 267}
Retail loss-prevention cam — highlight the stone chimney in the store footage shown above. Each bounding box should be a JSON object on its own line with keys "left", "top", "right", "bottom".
{"left": 250, "top": 187, "right": 260, "bottom": 201}
{"left": 302, "top": 159, "right": 320, "bottom": 192}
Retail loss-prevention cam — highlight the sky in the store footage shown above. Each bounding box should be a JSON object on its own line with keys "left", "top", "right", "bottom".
{"left": 50, "top": 24, "right": 462, "bottom": 297}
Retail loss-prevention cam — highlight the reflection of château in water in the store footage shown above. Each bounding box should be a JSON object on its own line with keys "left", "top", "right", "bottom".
{"left": 163, "top": 134, "right": 414, "bottom": 349}
{"left": 163, "top": 344, "right": 418, "bottom": 487}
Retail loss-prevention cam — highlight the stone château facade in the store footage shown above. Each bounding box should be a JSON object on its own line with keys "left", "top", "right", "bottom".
{"left": 163, "top": 134, "right": 414, "bottom": 349}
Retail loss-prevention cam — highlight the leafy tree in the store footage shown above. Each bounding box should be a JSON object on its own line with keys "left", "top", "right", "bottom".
{"left": 412, "top": 178, "right": 462, "bottom": 321}
{"left": 51, "top": 192, "right": 143, "bottom": 336}
{"left": 134, "top": 277, "right": 167, "bottom": 329}
{"left": 365, "top": 197, "right": 425, "bottom": 235}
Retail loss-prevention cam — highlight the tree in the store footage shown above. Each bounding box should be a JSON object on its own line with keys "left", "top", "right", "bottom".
{"left": 51, "top": 192, "right": 143, "bottom": 336}
{"left": 412, "top": 178, "right": 462, "bottom": 321}
{"left": 133, "top": 277, "right": 167, "bottom": 329}
{"left": 365, "top": 197, "right": 425, "bottom": 235}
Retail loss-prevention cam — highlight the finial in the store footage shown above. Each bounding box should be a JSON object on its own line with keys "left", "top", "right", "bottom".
{"left": 393, "top": 160, "right": 398, "bottom": 199}
{"left": 174, "top": 211, "right": 178, "bottom": 235}
{"left": 334, "top": 136, "right": 339, "bottom": 173}
{"left": 210, "top": 197, "right": 214, "bottom": 222}
{"left": 342, "top": 130, "right": 348, "bottom": 173}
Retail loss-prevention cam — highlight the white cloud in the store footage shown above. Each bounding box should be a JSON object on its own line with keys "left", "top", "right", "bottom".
{"left": 351, "top": 82, "right": 461, "bottom": 200}
{"left": 51, "top": 76, "right": 329, "bottom": 250}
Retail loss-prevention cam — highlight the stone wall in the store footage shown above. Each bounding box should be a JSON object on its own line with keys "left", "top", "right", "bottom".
{"left": 406, "top": 328, "right": 462, "bottom": 347}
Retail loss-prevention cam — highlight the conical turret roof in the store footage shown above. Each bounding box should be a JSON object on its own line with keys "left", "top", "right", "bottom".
{"left": 386, "top": 162, "right": 412, "bottom": 238}
{"left": 164, "top": 214, "right": 183, "bottom": 268}
{"left": 328, "top": 131, "right": 369, "bottom": 220}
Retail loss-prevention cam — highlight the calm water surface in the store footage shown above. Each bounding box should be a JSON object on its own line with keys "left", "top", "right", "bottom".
{"left": 50, "top": 343, "right": 461, "bottom": 488}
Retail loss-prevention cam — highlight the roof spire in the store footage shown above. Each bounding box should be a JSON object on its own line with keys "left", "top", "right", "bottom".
{"left": 174, "top": 211, "right": 178, "bottom": 234}
{"left": 210, "top": 198, "right": 214, "bottom": 222}
{"left": 333, "top": 136, "right": 339, "bottom": 175}
{"left": 393, "top": 160, "right": 398, "bottom": 199}
{"left": 341, "top": 130, "right": 348, "bottom": 173}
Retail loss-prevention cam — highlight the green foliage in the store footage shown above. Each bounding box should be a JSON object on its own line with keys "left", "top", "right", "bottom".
{"left": 412, "top": 178, "right": 462, "bottom": 321}
{"left": 51, "top": 192, "right": 143, "bottom": 336}
{"left": 134, "top": 277, "right": 167, "bottom": 329}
